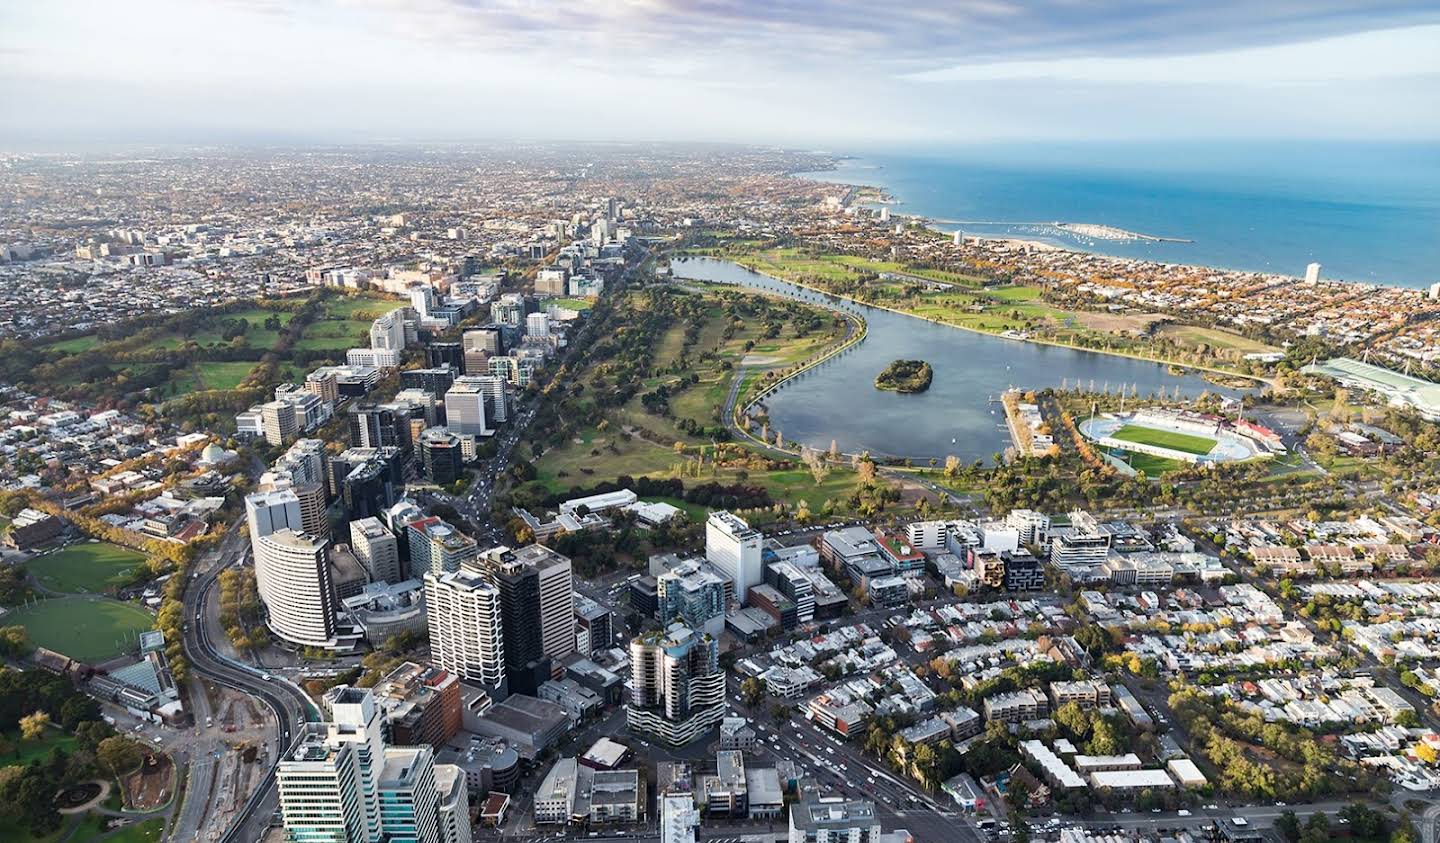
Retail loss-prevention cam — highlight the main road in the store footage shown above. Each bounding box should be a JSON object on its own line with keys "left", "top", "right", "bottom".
{"left": 177, "top": 519, "right": 314, "bottom": 843}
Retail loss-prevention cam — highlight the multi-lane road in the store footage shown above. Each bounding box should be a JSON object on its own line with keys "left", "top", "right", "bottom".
{"left": 176, "top": 520, "right": 313, "bottom": 843}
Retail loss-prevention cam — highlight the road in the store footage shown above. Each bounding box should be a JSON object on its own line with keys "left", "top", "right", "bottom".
{"left": 176, "top": 519, "right": 313, "bottom": 843}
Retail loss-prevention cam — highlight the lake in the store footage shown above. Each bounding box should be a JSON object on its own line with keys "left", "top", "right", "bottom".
{"left": 671, "top": 257, "right": 1250, "bottom": 462}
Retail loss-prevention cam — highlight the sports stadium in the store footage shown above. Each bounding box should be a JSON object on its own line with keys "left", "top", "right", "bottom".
{"left": 1080, "top": 409, "right": 1279, "bottom": 470}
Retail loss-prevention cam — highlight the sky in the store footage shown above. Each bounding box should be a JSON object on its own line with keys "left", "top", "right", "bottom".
{"left": 1, "top": 0, "right": 1438, "bottom": 146}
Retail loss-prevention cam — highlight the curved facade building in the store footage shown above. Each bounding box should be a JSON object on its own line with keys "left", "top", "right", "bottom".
{"left": 255, "top": 528, "right": 338, "bottom": 647}
{"left": 627, "top": 623, "right": 726, "bottom": 745}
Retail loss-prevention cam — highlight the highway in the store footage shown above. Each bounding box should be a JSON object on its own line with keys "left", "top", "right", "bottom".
{"left": 177, "top": 521, "right": 314, "bottom": 843}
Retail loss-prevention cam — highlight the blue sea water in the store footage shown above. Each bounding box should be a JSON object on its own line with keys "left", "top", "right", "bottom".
{"left": 801, "top": 142, "right": 1440, "bottom": 289}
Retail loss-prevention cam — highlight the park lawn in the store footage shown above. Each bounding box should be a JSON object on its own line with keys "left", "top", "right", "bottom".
{"left": 745, "top": 467, "right": 860, "bottom": 513}
{"left": 46, "top": 335, "right": 101, "bottom": 354}
{"left": 535, "top": 435, "right": 683, "bottom": 494}
{"left": 28, "top": 542, "right": 148, "bottom": 593}
{"left": 80, "top": 817, "right": 165, "bottom": 843}
{"left": 1, "top": 728, "right": 80, "bottom": 767}
{"left": 1156, "top": 324, "right": 1279, "bottom": 354}
{"left": 322, "top": 294, "right": 402, "bottom": 320}
{"left": 293, "top": 319, "right": 369, "bottom": 350}
{"left": 1111, "top": 424, "right": 1217, "bottom": 456}
{"left": 546, "top": 297, "right": 594, "bottom": 311}
{"left": 194, "top": 361, "right": 259, "bottom": 390}
{"left": 4, "top": 597, "right": 154, "bottom": 662}
{"left": 643, "top": 496, "right": 711, "bottom": 523}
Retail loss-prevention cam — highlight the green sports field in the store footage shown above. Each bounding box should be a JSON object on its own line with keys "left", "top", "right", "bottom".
{"left": 28, "top": 542, "right": 148, "bottom": 593}
{"left": 1110, "top": 424, "right": 1216, "bottom": 456}
{"left": 4, "top": 597, "right": 154, "bottom": 662}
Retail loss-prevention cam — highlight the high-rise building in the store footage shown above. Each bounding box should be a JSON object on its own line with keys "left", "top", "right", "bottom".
{"left": 350, "top": 403, "right": 407, "bottom": 450}
{"left": 406, "top": 517, "right": 479, "bottom": 579}
{"left": 370, "top": 308, "right": 407, "bottom": 353}
{"left": 706, "top": 512, "right": 763, "bottom": 606}
{"left": 305, "top": 368, "right": 340, "bottom": 404}
{"left": 627, "top": 623, "right": 726, "bottom": 745}
{"left": 535, "top": 268, "right": 567, "bottom": 297}
{"left": 329, "top": 447, "right": 406, "bottom": 521}
{"left": 419, "top": 428, "right": 465, "bottom": 486}
{"left": 525, "top": 312, "right": 550, "bottom": 339}
{"left": 463, "top": 325, "right": 504, "bottom": 356}
{"left": 277, "top": 740, "right": 365, "bottom": 842}
{"left": 279, "top": 687, "right": 454, "bottom": 843}
{"left": 350, "top": 517, "right": 402, "bottom": 583}
{"left": 254, "top": 528, "right": 337, "bottom": 648}
{"left": 378, "top": 746, "right": 440, "bottom": 843}
{"left": 1305, "top": 262, "right": 1322, "bottom": 284}
{"left": 426, "top": 342, "right": 465, "bottom": 373}
{"left": 443, "top": 378, "right": 491, "bottom": 437}
{"left": 656, "top": 558, "right": 726, "bottom": 637}
{"left": 434, "top": 764, "right": 472, "bottom": 843}
{"left": 508, "top": 545, "right": 576, "bottom": 672}
{"left": 260, "top": 399, "right": 298, "bottom": 446}
{"left": 400, "top": 366, "right": 458, "bottom": 398}
{"left": 477, "top": 551, "right": 547, "bottom": 696}
{"left": 424, "top": 569, "right": 506, "bottom": 697}
{"left": 246, "top": 488, "right": 304, "bottom": 542}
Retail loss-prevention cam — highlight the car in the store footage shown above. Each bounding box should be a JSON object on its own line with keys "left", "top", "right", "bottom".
{"left": 1177, "top": 809, "right": 1191, "bottom": 817}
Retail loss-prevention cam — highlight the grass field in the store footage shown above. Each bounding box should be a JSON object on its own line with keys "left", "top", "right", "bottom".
{"left": 1107, "top": 448, "right": 1187, "bottom": 476}
{"left": 28, "top": 542, "right": 148, "bottom": 593}
{"left": 75, "top": 817, "right": 165, "bottom": 843}
{"left": 1111, "top": 424, "right": 1216, "bottom": 456}
{"left": 546, "top": 297, "right": 594, "bottom": 311}
{"left": 0, "top": 728, "right": 80, "bottom": 767}
{"left": 4, "top": 597, "right": 154, "bottom": 662}
{"left": 1156, "top": 324, "right": 1279, "bottom": 354}
{"left": 193, "top": 361, "right": 259, "bottom": 390}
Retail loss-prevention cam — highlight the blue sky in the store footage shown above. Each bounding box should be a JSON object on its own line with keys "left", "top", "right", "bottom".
{"left": 2, "top": 0, "right": 1438, "bottom": 145}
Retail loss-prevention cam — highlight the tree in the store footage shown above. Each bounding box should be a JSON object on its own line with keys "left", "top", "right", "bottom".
{"left": 19, "top": 711, "right": 51, "bottom": 741}
{"left": 1299, "top": 812, "right": 1330, "bottom": 843}
{"left": 1275, "top": 810, "right": 1301, "bottom": 843}
{"left": 96, "top": 736, "right": 143, "bottom": 782}
{"left": 1339, "top": 803, "right": 1388, "bottom": 839}
{"left": 740, "top": 677, "right": 767, "bottom": 708}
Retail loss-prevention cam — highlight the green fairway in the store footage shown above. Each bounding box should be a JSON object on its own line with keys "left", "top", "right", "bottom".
{"left": 1111, "top": 424, "right": 1216, "bottom": 456}
{"left": 5, "top": 597, "right": 154, "bottom": 662}
{"left": 194, "top": 360, "right": 259, "bottom": 390}
{"left": 28, "top": 542, "right": 148, "bottom": 593}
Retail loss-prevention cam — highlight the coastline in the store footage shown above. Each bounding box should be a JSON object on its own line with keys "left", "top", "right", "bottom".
{"left": 795, "top": 155, "right": 1436, "bottom": 292}
{"left": 710, "top": 255, "right": 1274, "bottom": 391}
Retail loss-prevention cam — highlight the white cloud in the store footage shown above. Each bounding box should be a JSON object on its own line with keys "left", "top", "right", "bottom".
{"left": 906, "top": 25, "right": 1440, "bottom": 84}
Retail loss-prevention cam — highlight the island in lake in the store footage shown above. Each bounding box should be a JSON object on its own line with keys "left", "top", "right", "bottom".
{"left": 875, "top": 359, "right": 933, "bottom": 393}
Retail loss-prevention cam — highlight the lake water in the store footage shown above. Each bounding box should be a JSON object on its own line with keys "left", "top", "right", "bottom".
{"left": 672, "top": 257, "right": 1249, "bottom": 462}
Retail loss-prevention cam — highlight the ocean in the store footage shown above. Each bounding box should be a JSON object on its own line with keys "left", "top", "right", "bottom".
{"left": 800, "top": 142, "right": 1440, "bottom": 289}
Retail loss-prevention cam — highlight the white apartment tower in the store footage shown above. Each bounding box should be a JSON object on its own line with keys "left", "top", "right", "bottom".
{"left": 253, "top": 529, "right": 337, "bottom": 648}
{"left": 279, "top": 687, "right": 453, "bottom": 843}
{"left": 423, "top": 569, "right": 506, "bottom": 696}
{"left": 1305, "top": 262, "right": 1322, "bottom": 284}
{"left": 324, "top": 687, "right": 387, "bottom": 843}
{"left": 246, "top": 488, "right": 304, "bottom": 542}
{"left": 370, "top": 308, "right": 407, "bottom": 353}
{"left": 705, "top": 511, "right": 763, "bottom": 605}
{"left": 444, "top": 377, "right": 491, "bottom": 436}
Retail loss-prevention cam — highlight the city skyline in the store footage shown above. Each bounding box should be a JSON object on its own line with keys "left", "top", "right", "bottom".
{"left": 3, "top": 1, "right": 1439, "bottom": 145}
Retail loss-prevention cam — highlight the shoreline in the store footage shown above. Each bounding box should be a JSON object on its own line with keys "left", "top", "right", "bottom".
{"left": 698, "top": 255, "right": 1274, "bottom": 391}
{"left": 795, "top": 158, "right": 1430, "bottom": 293}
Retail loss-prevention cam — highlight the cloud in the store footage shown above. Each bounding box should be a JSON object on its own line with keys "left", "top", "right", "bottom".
{"left": 906, "top": 24, "right": 1440, "bottom": 84}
